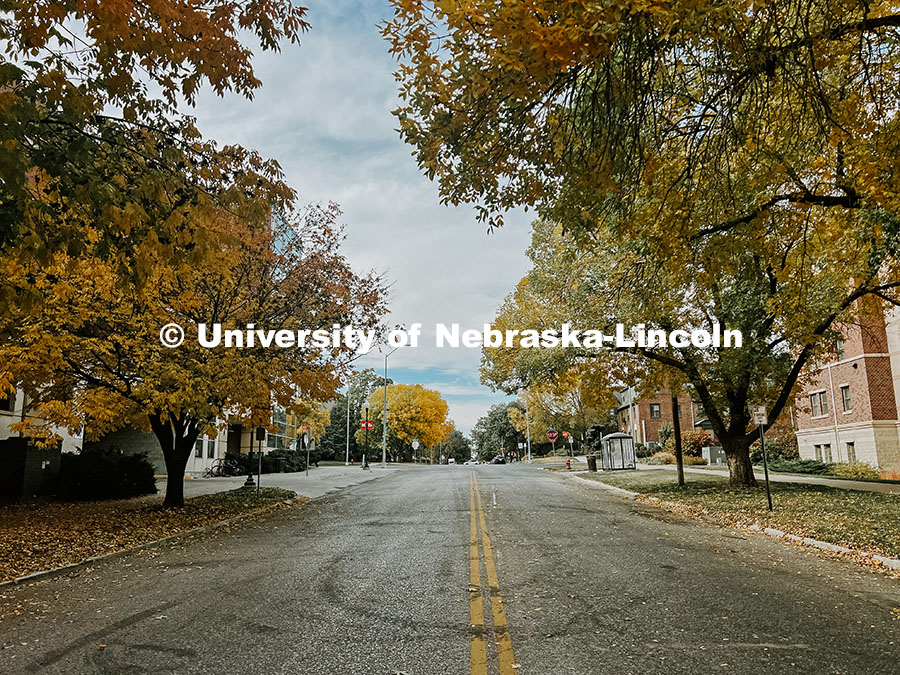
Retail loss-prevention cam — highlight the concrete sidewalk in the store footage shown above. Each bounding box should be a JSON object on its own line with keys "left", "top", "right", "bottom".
{"left": 636, "top": 462, "right": 900, "bottom": 493}
{"left": 158, "top": 464, "right": 397, "bottom": 500}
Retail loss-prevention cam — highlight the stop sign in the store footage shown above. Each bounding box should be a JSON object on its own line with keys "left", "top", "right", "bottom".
{"left": 547, "top": 429, "right": 558, "bottom": 442}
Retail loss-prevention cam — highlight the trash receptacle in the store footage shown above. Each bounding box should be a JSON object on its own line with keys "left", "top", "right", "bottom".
{"left": 587, "top": 455, "right": 598, "bottom": 472}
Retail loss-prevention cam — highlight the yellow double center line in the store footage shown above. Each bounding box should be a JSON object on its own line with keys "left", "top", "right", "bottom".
{"left": 469, "top": 472, "right": 518, "bottom": 674}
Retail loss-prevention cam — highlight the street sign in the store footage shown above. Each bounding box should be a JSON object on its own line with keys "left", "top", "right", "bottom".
{"left": 751, "top": 405, "right": 767, "bottom": 425}
{"left": 751, "top": 404, "right": 774, "bottom": 512}
{"left": 547, "top": 429, "right": 558, "bottom": 442}
{"left": 360, "top": 420, "right": 374, "bottom": 430}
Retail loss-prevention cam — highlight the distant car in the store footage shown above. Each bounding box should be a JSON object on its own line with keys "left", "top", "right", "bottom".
{"left": 464, "top": 459, "right": 478, "bottom": 465}
{"left": 448, "top": 458, "right": 456, "bottom": 465}
{"left": 490, "top": 456, "right": 506, "bottom": 464}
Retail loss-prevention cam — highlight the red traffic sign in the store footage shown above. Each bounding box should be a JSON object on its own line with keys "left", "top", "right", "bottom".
{"left": 547, "top": 429, "right": 558, "bottom": 442}
{"left": 360, "top": 420, "right": 374, "bottom": 430}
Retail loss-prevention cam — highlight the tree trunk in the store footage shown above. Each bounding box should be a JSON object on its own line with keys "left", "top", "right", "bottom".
{"left": 149, "top": 413, "right": 201, "bottom": 508}
{"left": 723, "top": 436, "right": 757, "bottom": 487}
{"left": 162, "top": 447, "right": 190, "bottom": 508}
{"left": 671, "top": 395, "right": 684, "bottom": 486}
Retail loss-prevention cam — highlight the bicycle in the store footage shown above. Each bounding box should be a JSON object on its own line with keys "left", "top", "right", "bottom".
{"left": 203, "top": 458, "right": 243, "bottom": 478}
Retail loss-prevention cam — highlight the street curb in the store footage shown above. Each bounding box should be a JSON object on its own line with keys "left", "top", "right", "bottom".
{"left": 565, "top": 472, "right": 900, "bottom": 572}
{"left": 0, "top": 498, "right": 302, "bottom": 590}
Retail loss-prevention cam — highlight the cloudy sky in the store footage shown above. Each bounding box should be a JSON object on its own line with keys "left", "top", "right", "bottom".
{"left": 192, "top": 1, "right": 533, "bottom": 433}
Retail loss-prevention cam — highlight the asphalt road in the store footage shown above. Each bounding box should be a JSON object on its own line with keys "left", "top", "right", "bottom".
{"left": 1, "top": 465, "right": 898, "bottom": 674}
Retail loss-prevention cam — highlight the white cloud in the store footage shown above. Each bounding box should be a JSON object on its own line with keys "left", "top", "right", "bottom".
{"left": 190, "top": 1, "right": 530, "bottom": 433}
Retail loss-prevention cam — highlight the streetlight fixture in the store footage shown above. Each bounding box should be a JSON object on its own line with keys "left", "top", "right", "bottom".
{"left": 524, "top": 390, "right": 533, "bottom": 463}
{"left": 412, "top": 438, "right": 419, "bottom": 463}
{"left": 364, "top": 401, "right": 370, "bottom": 468}
{"left": 344, "top": 381, "right": 351, "bottom": 466}
{"left": 254, "top": 426, "right": 266, "bottom": 497}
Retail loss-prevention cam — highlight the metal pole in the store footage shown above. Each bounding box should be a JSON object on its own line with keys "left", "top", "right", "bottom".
{"left": 525, "top": 392, "right": 532, "bottom": 463}
{"left": 256, "top": 437, "right": 262, "bottom": 498}
{"left": 382, "top": 354, "right": 388, "bottom": 467}
{"left": 760, "top": 424, "right": 773, "bottom": 511}
{"left": 345, "top": 381, "right": 351, "bottom": 466}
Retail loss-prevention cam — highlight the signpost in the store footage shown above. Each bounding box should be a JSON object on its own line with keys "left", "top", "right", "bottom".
{"left": 301, "top": 423, "right": 310, "bottom": 477}
{"left": 751, "top": 405, "right": 773, "bottom": 511}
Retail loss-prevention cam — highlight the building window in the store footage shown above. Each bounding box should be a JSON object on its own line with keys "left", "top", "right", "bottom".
{"left": 0, "top": 391, "right": 12, "bottom": 412}
{"left": 267, "top": 407, "right": 298, "bottom": 451}
{"left": 836, "top": 339, "right": 845, "bottom": 361}
{"left": 840, "top": 385, "right": 851, "bottom": 412}
{"left": 823, "top": 444, "right": 833, "bottom": 463}
{"left": 195, "top": 437, "right": 203, "bottom": 458}
{"left": 649, "top": 403, "right": 661, "bottom": 418}
{"left": 207, "top": 437, "right": 216, "bottom": 459}
{"left": 676, "top": 401, "right": 682, "bottom": 418}
{"left": 846, "top": 442, "right": 856, "bottom": 462}
{"left": 814, "top": 444, "right": 822, "bottom": 461}
{"left": 810, "top": 391, "right": 829, "bottom": 417}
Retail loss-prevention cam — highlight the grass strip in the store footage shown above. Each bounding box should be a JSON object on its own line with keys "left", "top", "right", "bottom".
{"left": 580, "top": 470, "right": 900, "bottom": 559}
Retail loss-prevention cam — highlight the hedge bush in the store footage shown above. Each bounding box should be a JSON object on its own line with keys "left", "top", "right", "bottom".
{"left": 647, "top": 451, "right": 676, "bottom": 465}
{"left": 683, "top": 455, "right": 708, "bottom": 466}
{"left": 750, "top": 435, "right": 799, "bottom": 463}
{"left": 663, "top": 429, "right": 711, "bottom": 457}
{"left": 56, "top": 447, "right": 157, "bottom": 501}
{"left": 829, "top": 461, "right": 880, "bottom": 480}
{"left": 764, "top": 457, "right": 832, "bottom": 474}
{"left": 225, "top": 448, "right": 308, "bottom": 475}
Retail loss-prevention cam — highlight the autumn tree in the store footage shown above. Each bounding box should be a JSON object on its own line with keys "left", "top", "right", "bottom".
{"left": 356, "top": 384, "right": 453, "bottom": 462}
{"left": 442, "top": 429, "right": 473, "bottom": 464}
{"left": 2, "top": 204, "right": 387, "bottom": 506}
{"left": 471, "top": 403, "right": 524, "bottom": 462}
{"left": 385, "top": 1, "right": 900, "bottom": 485}
{"left": 2, "top": 0, "right": 310, "bottom": 254}
{"left": 318, "top": 369, "right": 392, "bottom": 462}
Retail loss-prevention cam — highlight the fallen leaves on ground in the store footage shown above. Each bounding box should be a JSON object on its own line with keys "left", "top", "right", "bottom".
{"left": 581, "top": 470, "right": 900, "bottom": 572}
{"left": 0, "top": 487, "right": 303, "bottom": 583}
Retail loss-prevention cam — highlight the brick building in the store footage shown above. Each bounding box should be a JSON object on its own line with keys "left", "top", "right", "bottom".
{"left": 616, "top": 385, "right": 797, "bottom": 448}
{"left": 615, "top": 386, "right": 700, "bottom": 446}
{"left": 795, "top": 310, "right": 900, "bottom": 470}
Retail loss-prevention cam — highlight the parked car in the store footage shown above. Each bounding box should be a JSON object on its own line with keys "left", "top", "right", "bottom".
{"left": 448, "top": 458, "right": 456, "bottom": 465}
{"left": 464, "top": 459, "right": 478, "bottom": 465}
{"left": 490, "top": 456, "right": 506, "bottom": 464}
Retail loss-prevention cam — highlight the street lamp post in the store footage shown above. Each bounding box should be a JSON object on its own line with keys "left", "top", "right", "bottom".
{"left": 364, "top": 401, "right": 370, "bottom": 468}
{"left": 344, "top": 381, "right": 351, "bottom": 466}
{"left": 525, "top": 392, "right": 533, "bottom": 463}
{"left": 255, "top": 426, "right": 265, "bottom": 498}
{"left": 244, "top": 424, "right": 256, "bottom": 487}
{"left": 382, "top": 347, "right": 399, "bottom": 468}
{"left": 412, "top": 438, "right": 419, "bottom": 463}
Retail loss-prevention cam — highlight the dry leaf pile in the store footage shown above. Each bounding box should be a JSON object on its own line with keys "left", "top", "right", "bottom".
{"left": 0, "top": 487, "right": 302, "bottom": 582}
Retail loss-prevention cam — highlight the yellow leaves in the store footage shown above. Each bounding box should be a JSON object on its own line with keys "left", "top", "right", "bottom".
{"left": 359, "top": 384, "right": 453, "bottom": 449}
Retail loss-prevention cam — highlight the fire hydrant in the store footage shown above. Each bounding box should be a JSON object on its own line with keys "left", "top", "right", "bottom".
{"left": 566, "top": 457, "right": 571, "bottom": 470}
